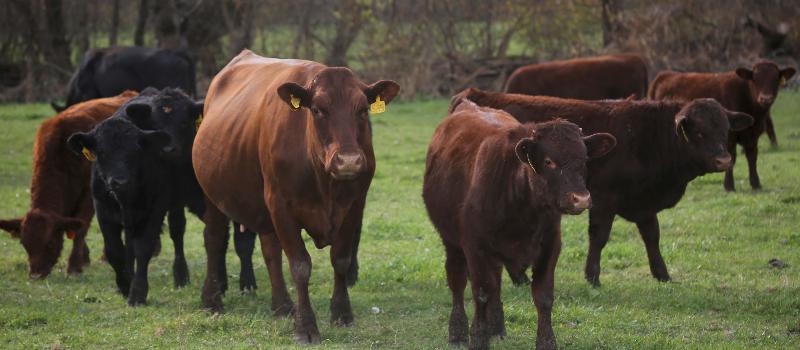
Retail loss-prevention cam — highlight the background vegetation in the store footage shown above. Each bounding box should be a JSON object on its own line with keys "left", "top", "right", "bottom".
{"left": 1, "top": 0, "right": 798, "bottom": 101}
{"left": 0, "top": 92, "right": 798, "bottom": 349}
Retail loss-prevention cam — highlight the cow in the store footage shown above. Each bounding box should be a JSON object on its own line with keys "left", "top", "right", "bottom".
{"left": 67, "top": 116, "right": 173, "bottom": 306}
{"left": 51, "top": 46, "right": 196, "bottom": 112}
{"left": 504, "top": 54, "right": 649, "bottom": 100}
{"left": 452, "top": 88, "right": 753, "bottom": 287}
{"left": 649, "top": 61, "right": 796, "bottom": 191}
{"left": 114, "top": 87, "right": 205, "bottom": 288}
{"left": 0, "top": 91, "right": 138, "bottom": 279}
{"left": 424, "top": 100, "right": 616, "bottom": 349}
{"left": 192, "top": 49, "right": 399, "bottom": 343}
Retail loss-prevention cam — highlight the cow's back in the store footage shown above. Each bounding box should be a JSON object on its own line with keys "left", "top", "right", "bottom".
{"left": 31, "top": 92, "right": 137, "bottom": 211}
{"left": 505, "top": 54, "right": 648, "bottom": 100}
{"left": 194, "top": 51, "right": 322, "bottom": 231}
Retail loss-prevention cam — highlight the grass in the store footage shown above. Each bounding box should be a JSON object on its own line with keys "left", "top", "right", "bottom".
{"left": 1, "top": 92, "right": 799, "bottom": 349}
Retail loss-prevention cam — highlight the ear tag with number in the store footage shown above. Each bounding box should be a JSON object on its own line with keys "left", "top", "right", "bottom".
{"left": 370, "top": 96, "right": 386, "bottom": 114}
{"left": 195, "top": 114, "right": 203, "bottom": 132}
{"left": 780, "top": 76, "right": 787, "bottom": 87}
{"left": 290, "top": 94, "right": 301, "bottom": 110}
{"left": 82, "top": 147, "right": 96, "bottom": 161}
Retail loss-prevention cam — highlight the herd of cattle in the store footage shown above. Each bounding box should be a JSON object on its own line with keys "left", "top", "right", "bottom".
{"left": 0, "top": 46, "right": 795, "bottom": 349}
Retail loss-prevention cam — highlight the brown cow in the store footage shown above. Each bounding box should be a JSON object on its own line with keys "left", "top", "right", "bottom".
{"left": 424, "top": 100, "right": 615, "bottom": 349}
{"left": 0, "top": 91, "right": 138, "bottom": 278}
{"left": 192, "top": 50, "right": 399, "bottom": 343}
{"left": 504, "top": 54, "right": 649, "bottom": 99}
{"left": 452, "top": 88, "right": 753, "bottom": 287}
{"left": 649, "top": 61, "right": 796, "bottom": 191}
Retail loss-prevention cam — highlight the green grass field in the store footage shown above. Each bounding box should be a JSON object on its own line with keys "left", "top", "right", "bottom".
{"left": 1, "top": 93, "right": 799, "bottom": 349}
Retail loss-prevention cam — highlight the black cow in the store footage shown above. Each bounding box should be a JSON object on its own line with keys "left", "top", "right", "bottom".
{"left": 52, "top": 47, "right": 196, "bottom": 112}
{"left": 68, "top": 116, "right": 173, "bottom": 305}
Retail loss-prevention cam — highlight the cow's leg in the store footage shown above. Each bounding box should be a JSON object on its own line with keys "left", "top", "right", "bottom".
{"left": 532, "top": 229, "right": 561, "bottom": 350}
{"left": 488, "top": 262, "right": 506, "bottom": 339}
{"left": 128, "top": 230, "right": 157, "bottom": 306}
{"left": 258, "top": 231, "right": 293, "bottom": 316}
{"left": 636, "top": 215, "right": 670, "bottom": 281}
{"left": 329, "top": 197, "right": 366, "bottom": 326}
{"left": 233, "top": 223, "right": 257, "bottom": 292}
{"left": 744, "top": 142, "right": 761, "bottom": 190}
{"left": 168, "top": 207, "right": 190, "bottom": 287}
{"left": 97, "top": 217, "right": 128, "bottom": 297}
{"left": 584, "top": 208, "right": 615, "bottom": 287}
{"left": 67, "top": 193, "right": 94, "bottom": 274}
{"left": 724, "top": 141, "right": 737, "bottom": 191}
{"left": 201, "top": 199, "right": 230, "bottom": 313}
{"left": 268, "top": 202, "right": 320, "bottom": 344}
{"left": 444, "top": 243, "right": 469, "bottom": 345}
{"left": 465, "top": 247, "right": 500, "bottom": 350}
{"left": 765, "top": 113, "right": 778, "bottom": 148}
{"left": 345, "top": 220, "right": 361, "bottom": 287}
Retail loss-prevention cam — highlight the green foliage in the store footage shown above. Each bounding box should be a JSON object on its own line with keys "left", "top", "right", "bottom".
{"left": 0, "top": 93, "right": 799, "bottom": 348}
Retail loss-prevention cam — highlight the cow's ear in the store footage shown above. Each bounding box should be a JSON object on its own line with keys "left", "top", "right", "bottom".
{"left": 735, "top": 68, "right": 754, "bottom": 80}
{"left": 0, "top": 218, "right": 22, "bottom": 239}
{"left": 514, "top": 137, "right": 537, "bottom": 165}
{"left": 277, "top": 82, "right": 311, "bottom": 110}
{"left": 192, "top": 100, "right": 204, "bottom": 118}
{"left": 125, "top": 102, "right": 152, "bottom": 126}
{"left": 725, "top": 110, "right": 754, "bottom": 131}
{"left": 139, "top": 130, "right": 172, "bottom": 153}
{"left": 66, "top": 132, "right": 95, "bottom": 155}
{"left": 780, "top": 67, "right": 796, "bottom": 80}
{"left": 366, "top": 80, "right": 400, "bottom": 105}
{"left": 583, "top": 133, "right": 617, "bottom": 159}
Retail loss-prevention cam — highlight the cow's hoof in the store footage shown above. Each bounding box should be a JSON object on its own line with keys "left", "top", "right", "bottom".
{"left": 331, "top": 313, "right": 354, "bottom": 327}
{"left": 173, "top": 261, "right": 190, "bottom": 288}
{"left": 272, "top": 300, "right": 294, "bottom": 317}
{"left": 293, "top": 328, "right": 321, "bottom": 345}
{"left": 585, "top": 273, "right": 601, "bottom": 288}
{"left": 239, "top": 276, "right": 257, "bottom": 293}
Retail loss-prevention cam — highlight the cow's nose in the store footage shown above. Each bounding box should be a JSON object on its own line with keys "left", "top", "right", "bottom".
{"left": 570, "top": 192, "right": 592, "bottom": 211}
{"left": 108, "top": 177, "right": 129, "bottom": 190}
{"left": 332, "top": 152, "right": 365, "bottom": 180}
{"left": 758, "top": 95, "right": 775, "bottom": 105}
{"left": 714, "top": 154, "right": 732, "bottom": 170}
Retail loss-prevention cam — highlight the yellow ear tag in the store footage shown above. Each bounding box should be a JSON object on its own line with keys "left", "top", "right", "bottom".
{"left": 195, "top": 115, "right": 203, "bottom": 132}
{"left": 290, "top": 94, "right": 301, "bottom": 110}
{"left": 82, "top": 147, "right": 96, "bottom": 161}
{"left": 780, "top": 76, "right": 787, "bottom": 87}
{"left": 370, "top": 96, "right": 386, "bottom": 114}
{"left": 679, "top": 124, "right": 690, "bottom": 142}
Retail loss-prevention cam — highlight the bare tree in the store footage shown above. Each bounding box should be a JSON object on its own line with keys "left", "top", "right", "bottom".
{"left": 325, "top": 0, "right": 367, "bottom": 67}
{"left": 134, "top": 0, "right": 149, "bottom": 46}
{"left": 110, "top": 0, "right": 121, "bottom": 46}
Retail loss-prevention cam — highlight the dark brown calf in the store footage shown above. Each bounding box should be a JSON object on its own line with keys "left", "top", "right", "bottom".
{"left": 453, "top": 88, "right": 753, "bottom": 287}
{"left": 505, "top": 54, "right": 649, "bottom": 99}
{"left": 649, "top": 60, "right": 795, "bottom": 191}
{"left": 0, "top": 91, "right": 138, "bottom": 278}
{"left": 424, "top": 100, "right": 615, "bottom": 349}
{"left": 193, "top": 50, "right": 399, "bottom": 343}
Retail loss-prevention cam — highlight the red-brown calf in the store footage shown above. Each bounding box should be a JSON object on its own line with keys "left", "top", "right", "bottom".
{"left": 0, "top": 91, "right": 138, "bottom": 278}
{"left": 423, "top": 100, "right": 615, "bottom": 349}
{"left": 649, "top": 60, "right": 795, "bottom": 191}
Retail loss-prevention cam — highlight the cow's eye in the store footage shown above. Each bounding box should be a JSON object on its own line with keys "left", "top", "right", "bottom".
{"left": 544, "top": 157, "right": 557, "bottom": 169}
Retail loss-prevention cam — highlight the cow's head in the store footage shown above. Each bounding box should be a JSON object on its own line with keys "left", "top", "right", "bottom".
{"left": 736, "top": 61, "right": 796, "bottom": 108}
{"left": 514, "top": 120, "right": 616, "bottom": 214}
{"left": 0, "top": 209, "right": 84, "bottom": 279}
{"left": 124, "top": 88, "right": 203, "bottom": 162}
{"left": 67, "top": 118, "right": 172, "bottom": 198}
{"left": 277, "top": 67, "right": 400, "bottom": 180}
{"left": 675, "top": 98, "right": 753, "bottom": 172}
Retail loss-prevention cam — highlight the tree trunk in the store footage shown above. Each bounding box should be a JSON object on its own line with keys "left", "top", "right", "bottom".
{"left": 224, "top": 0, "right": 256, "bottom": 55}
{"left": 154, "top": 0, "right": 182, "bottom": 49}
{"left": 134, "top": 0, "right": 150, "bottom": 46}
{"left": 43, "top": 0, "right": 71, "bottom": 73}
{"left": 110, "top": 0, "right": 121, "bottom": 46}
{"left": 325, "top": 0, "right": 366, "bottom": 67}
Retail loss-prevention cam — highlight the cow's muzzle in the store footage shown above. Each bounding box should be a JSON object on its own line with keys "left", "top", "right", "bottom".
{"left": 561, "top": 191, "right": 592, "bottom": 215}
{"left": 329, "top": 151, "right": 366, "bottom": 180}
{"left": 714, "top": 154, "right": 732, "bottom": 171}
{"left": 757, "top": 94, "right": 775, "bottom": 106}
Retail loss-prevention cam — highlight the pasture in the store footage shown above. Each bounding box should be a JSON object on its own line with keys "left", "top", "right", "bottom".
{"left": 1, "top": 93, "right": 799, "bottom": 349}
